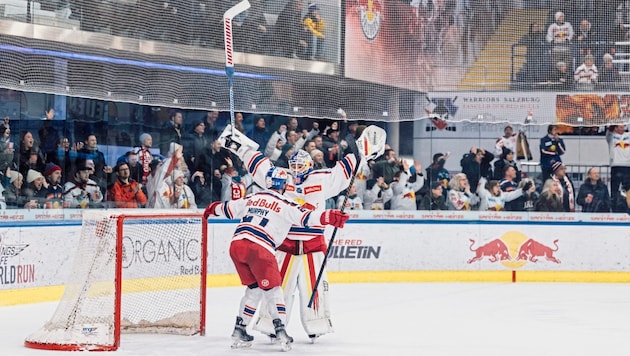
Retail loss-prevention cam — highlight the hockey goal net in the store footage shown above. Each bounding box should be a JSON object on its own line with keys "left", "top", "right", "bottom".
{"left": 24, "top": 210, "right": 207, "bottom": 351}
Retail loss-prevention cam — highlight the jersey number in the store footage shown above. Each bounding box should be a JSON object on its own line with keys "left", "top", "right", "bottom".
{"left": 242, "top": 215, "right": 269, "bottom": 227}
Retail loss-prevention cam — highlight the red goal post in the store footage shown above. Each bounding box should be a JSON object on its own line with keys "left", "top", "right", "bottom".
{"left": 25, "top": 210, "right": 208, "bottom": 351}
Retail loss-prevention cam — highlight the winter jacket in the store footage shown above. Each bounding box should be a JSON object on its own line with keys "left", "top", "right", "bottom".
{"left": 576, "top": 179, "right": 611, "bottom": 212}
{"left": 108, "top": 179, "right": 147, "bottom": 208}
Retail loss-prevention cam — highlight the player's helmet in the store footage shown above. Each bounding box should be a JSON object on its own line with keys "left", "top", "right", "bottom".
{"left": 266, "top": 167, "right": 289, "bottom": 190}
{"left": 288, "top": 149, "right": 313, "bottom": 185}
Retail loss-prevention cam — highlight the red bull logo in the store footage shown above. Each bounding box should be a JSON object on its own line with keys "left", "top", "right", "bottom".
{"left": 467, "top": 231, "right": 560, "bottom": 268}
{"left": 468, "top": 239, "right": 510, "bottom": 264}
{"left": 516, "top": 239, "right": 560, "bottom": 263}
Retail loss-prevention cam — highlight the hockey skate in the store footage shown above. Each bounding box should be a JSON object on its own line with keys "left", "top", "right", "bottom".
{"left": 308, "top": 334, "right": 321, "bottom": 344}
{"left": 272, "top": 319, "right": 293, "bottom": 352}
{"left": 231, "top": 317, "right": 254, "bottom": 349}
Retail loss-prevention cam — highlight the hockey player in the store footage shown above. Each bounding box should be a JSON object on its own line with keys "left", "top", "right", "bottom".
{"left": 219, "top": 125, "right": 359, "bottom": 341}
{"left": 203, "top": 167, "right": 349, "bottom": 351}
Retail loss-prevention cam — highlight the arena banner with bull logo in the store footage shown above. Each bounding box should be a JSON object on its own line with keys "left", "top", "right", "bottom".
{"left": 3, "top": 209, "right": 630, "bottom": 305}
{"left": 326, "top": 210, "right": 630, "bottom": 273}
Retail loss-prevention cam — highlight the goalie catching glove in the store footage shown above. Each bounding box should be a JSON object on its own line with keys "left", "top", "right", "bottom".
{"left": 355, "top": 125, "right": 387, "bottom": 162}
{"left": 320, "top": 209, "right": 350, "bottom": 228}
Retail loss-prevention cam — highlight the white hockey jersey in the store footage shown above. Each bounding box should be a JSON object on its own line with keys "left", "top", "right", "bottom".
{"left": 448, "top": 189, "right": 480, "bottom": 211}
{"left": 354, "top": 160, "right": 371, "bottom": 200}
{"left": 494, "top": 133, "right": 518, "bottom": 157}
{"left": 63, "top": 179, "right": 103, "bottom": 208}
{"left": 606, "top": 130, "right": 630, "bottom": 167}
{"left": 390, "top": 172, "right": 424, "bottom": 210}
{"left": 363, "top": 182, "right": 393, "bottom": 210}
{"left": 242, "top": 150, "right": 356, "bottom": 241}
{"left": 477, "top": 179, "right": 523, "bottom": 211}
{"left": 337, "top": 194, "right": 363, "bottom": 210}
{"left": 209, "top": 190, "right": 324, "bottom": 254}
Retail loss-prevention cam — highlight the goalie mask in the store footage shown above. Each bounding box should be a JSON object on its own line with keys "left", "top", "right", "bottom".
{"left": 266, "top": 167, "right": 289, "bottom": 191}
{"left": 288, "top": 149, "right": 313, "bottom": 185}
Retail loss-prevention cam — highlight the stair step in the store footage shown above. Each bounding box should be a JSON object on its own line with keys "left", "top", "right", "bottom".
{"left": 459, "top": 8, "right": 550, "bottom": 89}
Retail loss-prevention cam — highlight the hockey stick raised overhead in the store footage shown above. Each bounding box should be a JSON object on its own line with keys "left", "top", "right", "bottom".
{"left": 308, "top": 125, "right": 387, "bottom": 308}
{"left": 223, "top": 0, "right": 251, "bottom": 136}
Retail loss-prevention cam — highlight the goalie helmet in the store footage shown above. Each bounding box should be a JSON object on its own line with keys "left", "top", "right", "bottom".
{"left": 288, "top": 149, "right": 313, "bottom": 185}
{"left": 266, "top": 167, "right": 289, "bottom": 191}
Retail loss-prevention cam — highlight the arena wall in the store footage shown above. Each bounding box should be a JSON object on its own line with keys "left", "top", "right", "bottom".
{"left": 1, "top": 209, "right": 629, "bottom": 306}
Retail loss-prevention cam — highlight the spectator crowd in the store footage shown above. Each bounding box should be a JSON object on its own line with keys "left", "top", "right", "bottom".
{"left": 1, "top": 108, "right": 629, "bottom": 215}
{"left": 515, "top": 1, "right": 630, "bottom": 89}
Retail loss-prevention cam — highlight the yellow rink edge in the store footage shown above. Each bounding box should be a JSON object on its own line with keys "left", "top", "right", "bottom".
{"left": 2, "top": 270, "right": 630, "bottom": 306}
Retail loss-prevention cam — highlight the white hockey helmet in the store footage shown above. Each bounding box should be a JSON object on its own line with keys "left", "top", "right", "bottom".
{"left": 288, "top": 149, "right": 313, "bottom": 185}
{"left": 266, "top": 167, "right": 289, "bottom": 190}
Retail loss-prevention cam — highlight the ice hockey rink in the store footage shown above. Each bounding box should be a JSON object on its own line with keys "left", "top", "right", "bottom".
{"left": 2, "top": 282, "right": 630, "bottom": 356}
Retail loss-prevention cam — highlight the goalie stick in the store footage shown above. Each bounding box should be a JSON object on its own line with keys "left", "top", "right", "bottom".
{"left": 223, "top": 0, "right": 251, "bottom": 137}
{"left": 307, "top": 124, "right": 386, "bottom": 308}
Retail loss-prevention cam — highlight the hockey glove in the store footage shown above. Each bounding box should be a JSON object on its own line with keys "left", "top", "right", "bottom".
{"left": 203, "top": 201, "right": 222, "bottom": 219}
{"left": 224, "top": 135, "right": 242, "bottom": 154}
{"left": 320, "top": 209, "right": 350, "bottom": 228}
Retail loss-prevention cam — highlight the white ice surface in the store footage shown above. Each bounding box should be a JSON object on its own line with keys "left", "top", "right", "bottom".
{"left": 2, "top": 282, "right": 630, "bottom": 355}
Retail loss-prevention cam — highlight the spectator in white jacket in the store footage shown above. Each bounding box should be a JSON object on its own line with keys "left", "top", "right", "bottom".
{"left": 353, "top": 159, "right": 373, "bottom": 201}
{"left": 390, "top": 160, "right": 424, "bottom": 210}
{"left": 574, "top": 54, "right": 598, "bottom": 84}
{"left": 547, "top": 11, "right": 574, "bottom": 66}
{"left": 546, "top": 11, "right": 573, "bottom": 45}
{"left": 476, "top": 177, "right": 529, "bottom": 211}
{"left": 264, "top": 123, "right": 320, "bottom": 161}
{"left": 155, "top": 169, "right": 197, "bottom": 209}
{"left": 606, "top": 125, "right": 630, "bottom": 212}
{"left": 363, "top": 176, "right": 393, "bottom": 210}
{"left": 337, "top": 182, "right": 363, "bottom": 210}
{"left": 448, "top": 173, "right": 479, "bottom": 210}
{"left": 265, "top": 124, "right": 287, "bottom": 161}
{"left": 63, "top": 164, "right": 103, "bottom": 208}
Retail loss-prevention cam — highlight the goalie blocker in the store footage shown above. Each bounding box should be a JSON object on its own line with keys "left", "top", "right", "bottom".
{"left": 218, "top": 124, "right": 260, "bottom": 157}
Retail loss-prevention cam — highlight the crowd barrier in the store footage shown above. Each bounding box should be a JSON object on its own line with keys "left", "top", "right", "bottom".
{"left": 1, "top": 209, "right": 630, "bottom": 306}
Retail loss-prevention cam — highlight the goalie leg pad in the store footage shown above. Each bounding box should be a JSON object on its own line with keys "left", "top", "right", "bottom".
{"left": 298, "top": 251, "right": 334, "bottom": 336}
{"left": 277, "top": 252, "right": 300, "bottom": 325}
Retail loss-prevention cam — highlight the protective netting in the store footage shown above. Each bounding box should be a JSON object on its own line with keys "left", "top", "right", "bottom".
{"left": 0, "top": 1, "right": 630, "bottom": 125}
{"left": 24, "top": 210, "right": 204, "bottom": 351}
